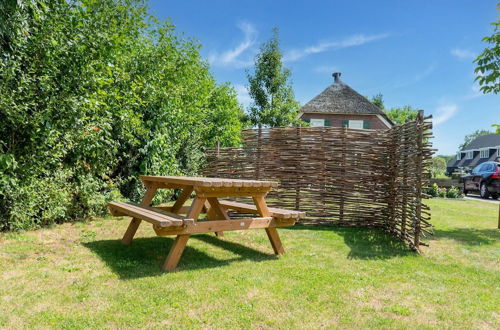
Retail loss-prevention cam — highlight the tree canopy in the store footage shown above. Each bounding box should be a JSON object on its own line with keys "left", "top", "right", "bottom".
{"left": 0, "top": 0, "right": 243, "bottom": 230}
{"left": 246, "top": 29, "right": 301, "bottom": 128}
{"left": 474, "top": 4, "right": 500, "bottom": 94}
{"left": 370, "top": 94, "right": 418, "bottom": 125}
{"left": 430, "top": 157, "right": 447, "bottom": 178}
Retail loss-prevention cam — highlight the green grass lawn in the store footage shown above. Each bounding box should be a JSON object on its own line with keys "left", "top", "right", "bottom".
{"left": 0, "top": 199, "right": 499, "bottom": 329}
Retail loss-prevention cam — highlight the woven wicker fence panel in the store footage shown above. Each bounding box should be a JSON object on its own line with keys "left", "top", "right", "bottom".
{"left": 204, "top": 113, "right": 433, "bottom": 250}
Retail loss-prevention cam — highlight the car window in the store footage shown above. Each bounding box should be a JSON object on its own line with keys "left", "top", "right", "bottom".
{"left": 482, "top": 163, "right": 494, "bottom": 171}
{"left": 472, "top": 164, "right": 482, "bottom": 174}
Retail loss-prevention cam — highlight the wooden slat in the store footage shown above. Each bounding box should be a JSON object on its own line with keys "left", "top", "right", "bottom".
{"left": 155, "top": 205, "right": 192, "bottom": 214}
{"left": 154, "top": 217, "right": 294, "bottom": 236}
{"left": 140, "top": 175, "right": 278, "bottom": 188}
{"left": 108, "top": 202, "right": 185, "bottom": 227}
{"left": 218, "top": 200, "right": 305, "bottom": 219}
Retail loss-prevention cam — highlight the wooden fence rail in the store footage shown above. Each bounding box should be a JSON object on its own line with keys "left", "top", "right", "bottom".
{"left": 204, "top": 111, "right": 433, "bottom": 251}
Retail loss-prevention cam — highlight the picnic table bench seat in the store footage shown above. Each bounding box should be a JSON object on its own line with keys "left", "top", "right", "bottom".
{"left": 218, "top": 200, "right": 305, "bottom": 219}
{"left": 108, "top": 202, "right": 188, "bottom": 228}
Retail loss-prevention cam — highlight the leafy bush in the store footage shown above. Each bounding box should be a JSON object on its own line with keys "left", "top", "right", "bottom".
{"left": 446, "top": 186, "right": 462, "bottom": 199}
{"left": 426, "top": 183, "right": 439, "bottom": 197}
{"left": 0, "top": 0, "right": 244, "bottom": 230}
{"left": 437, "top": 187, "right": 447, "bottom": 198}
{"left": 424, "top": 183, "right": 463, "bottom": 199}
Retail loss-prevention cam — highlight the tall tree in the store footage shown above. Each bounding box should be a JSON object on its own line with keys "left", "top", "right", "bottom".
{"left": 247, "top": 28, "right": 300, "bottom": 128}
{"left": 459, "top": 129, "right": 492, "bottom": 150}
{"left": 371, "top": 93, "right": 385, "bottom": 110}
{"left": 430, "top": 157, "right": 447, "bottom": 178}
{"left": 370, "top": 94, "right": 418, "bottom": 125}
{"left": 474, "top": 4, "right": 499, "bottom": 94}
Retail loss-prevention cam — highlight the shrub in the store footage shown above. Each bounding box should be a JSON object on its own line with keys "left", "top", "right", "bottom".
{"left": 0, "top": 0, "right": 243, "bottom": 230}
{"left": 446, "top": 186, "right": 462, "bottom": 199}
{"left": 426, "top": 183, "right": 439, "bottom": 197}
{"left": 437, "top": 187, "right": 447, "bottom": 198}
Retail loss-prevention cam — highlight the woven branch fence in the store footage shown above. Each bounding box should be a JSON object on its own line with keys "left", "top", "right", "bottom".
{"left": 204, "top": 111, "right": 433, "bottom": 250}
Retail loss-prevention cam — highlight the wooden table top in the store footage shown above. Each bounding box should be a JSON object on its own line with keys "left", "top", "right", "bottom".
{"left": 140, "top": 176, "right": 278, "bottom": 188}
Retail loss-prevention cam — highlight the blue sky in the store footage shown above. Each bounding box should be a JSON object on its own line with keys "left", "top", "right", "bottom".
{"left": 149, "top": 0, "right": 499, "bottom": 155}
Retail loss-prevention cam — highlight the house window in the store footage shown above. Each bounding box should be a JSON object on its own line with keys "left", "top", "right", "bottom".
{"left": 465, "top": 151, "right": 473, "bottom": 159}
{"left": 498, "top": 148, "right": 500, "bottom": 157}
{"left": 348, "top": 120, "right": 364, "bottom": 129}
{"left": 309, "top": 119, "right": 324, "bottom": 127}
{"left": 456, "top": 152, "right": 461, "bottom": 160}
{"left": 479, "top": 149, "right": 489, "bottom": 158}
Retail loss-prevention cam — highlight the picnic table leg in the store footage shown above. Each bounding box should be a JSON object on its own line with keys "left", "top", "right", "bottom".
{"left": 122, "top": 185, "right": 158, "bottom": 245}
{"left": 162, "top": 196, "right": 206, "bottom": 271}
{"left": 253, "top": 195, "right": 285, "bottom": 255}
{"left": 206, "top": 197, "right": 229, "bottom": 237}
{"left": 170, "top": 186, "right": 193, "bottom": 214}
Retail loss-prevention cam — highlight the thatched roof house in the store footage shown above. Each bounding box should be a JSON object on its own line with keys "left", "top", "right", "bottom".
{"left": 300, "top": 72, "right": 393, "bottom": 129}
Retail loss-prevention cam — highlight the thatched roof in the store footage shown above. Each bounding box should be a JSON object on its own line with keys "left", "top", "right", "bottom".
{"left": 300, "top": 73, "right": 390, "bottom": 119}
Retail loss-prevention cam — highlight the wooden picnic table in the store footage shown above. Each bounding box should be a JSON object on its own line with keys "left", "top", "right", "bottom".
{"left": 108, "top": 176, "right": 305, "bottom": 271}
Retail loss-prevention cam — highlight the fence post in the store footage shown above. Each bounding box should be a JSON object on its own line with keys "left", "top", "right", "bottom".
{"left": 340, "top": 126, "right": 346, "bottom": 222}
{"left": 256, "top": 126, "right": 262, "bottom": 181}
{"left": 413, "top": 110, "right": 425, "bottom": 249}
{"left": 295, "top": 126, "right": 301, "bottom": 210}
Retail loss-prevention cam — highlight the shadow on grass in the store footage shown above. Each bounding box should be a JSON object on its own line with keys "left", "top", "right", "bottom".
{"left": 284, "top": 224, "right": 413, "bottom": 260}
{"left": 83, "top": 234, "right": 275, "bottom": 279}
{"left": 431, "top": 228, "right": 499, "bottom": 246}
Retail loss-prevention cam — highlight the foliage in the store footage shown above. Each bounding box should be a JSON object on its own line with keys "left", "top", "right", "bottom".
{"left": 437, "top": 187, "right": 447, "bottom": 198}
{"left": 0, "top": 0, "right": 243, "bottom": 230}
{"left": 370, "top": 94, "right": 418, "bottom": 125}
{"left": 425, "top": 183, "right": 463, "bottom": 198}
{"left": 246, "top": 28, "right": 301, "bottom": 128}
{"left": 430, "top": 157, "right": 447, "bottom": 178}
{"left": 384, "top": 106, "right": 419, "bottom": 125}
{"left": 474, "top": 4, "right": 500, "bottom": 94}
{"left": 459, "top": 129, "right": 491, "bottom": 150}
{"left": 492, "top": 124, "right": 500, "bottom": 134}
{"left": 436, "top": 154, "right": 454, "bottom": 164}
{"left": 371, "top": 93, "right": 385, "bottom": 110}
{"left": 446, "top": 186, "right": 461, "bottom": 198}
{"left": 426, "top": 183, "right": 439, "bottom": 197}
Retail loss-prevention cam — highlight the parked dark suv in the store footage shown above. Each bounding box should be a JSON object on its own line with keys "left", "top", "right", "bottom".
{"left": 461, "top": 161, "right": 500, "bottom": 199}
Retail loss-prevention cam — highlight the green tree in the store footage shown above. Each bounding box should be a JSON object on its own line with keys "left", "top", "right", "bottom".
{"left": 430, "top": 157, "right": 447, "bottom": 178}
{"left": 384, "top": 106, "right": 419, "bottom": 125}
{"left": 436, "top": 154, "right": 454, "bottom": 164}
{"left": 0, "top": 0, "right": 243, "bottom": 230}
{"left": 247, "top": 28, "right": 300, "bottom": 128}
{"left": 492, "top": 124, "right": 500, "bottom": 134}
{"left": 371, "top": 93, "right": 385, "bottom": 110}
{"left": 474, "top": 4, "right": 500, "bottom": 94}
{"left": 370, "top": 94, "right": 418, "bottom": 125}
{"left": 459, "top": 129, "right": 492, "bottom": 150}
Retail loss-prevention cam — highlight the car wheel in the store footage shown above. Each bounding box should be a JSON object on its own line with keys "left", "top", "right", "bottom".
{"left": 479, "top": 182, "right": 490, "bottom": 199}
